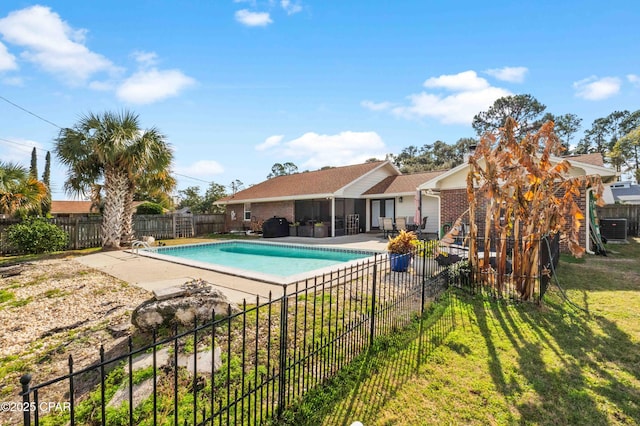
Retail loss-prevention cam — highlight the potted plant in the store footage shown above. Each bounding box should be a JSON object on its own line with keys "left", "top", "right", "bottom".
{"left": 387, "top": 230, "right": 417, "bottom": 272}
{"left": 313, "top": 221, "right": 328, "bottom": 238}
{"left": 411, "top": 239, "right": 439, "bottom": 276}
{"left": 289, "top": 221, "right": 299, "bottom": 236}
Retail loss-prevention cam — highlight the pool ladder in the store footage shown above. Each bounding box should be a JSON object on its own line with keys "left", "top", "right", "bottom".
{"left": 132, "top": 240, "right": 153, "bottom": 254}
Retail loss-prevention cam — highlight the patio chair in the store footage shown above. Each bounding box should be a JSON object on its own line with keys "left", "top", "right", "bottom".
{"left": 381, "top": 217, "right": 395, "bottom": 238}
{"left": 417, "top": 216, "right": 429, "bottom": 238}
{"left": 395, "top": 217, "right": 407, "bottom": 231}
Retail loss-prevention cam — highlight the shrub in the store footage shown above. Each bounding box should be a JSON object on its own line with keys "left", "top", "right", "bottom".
{"left": 6, "top": 218, "right": 69, "bottom": 254}
{"left": 136, "top": 202, "right": 164, "bottom": 215}
{"left": 387, "top": 230, "right": 417, "bottom": 254}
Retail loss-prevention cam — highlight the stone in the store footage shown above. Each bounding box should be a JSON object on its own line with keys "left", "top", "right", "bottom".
{"left": 152, "top": 286, "right": 186, "bottom": 301}
{"left": 131, "top": 279, "right": 237, "bottom": 331}
{"left": 178, "top": 347, "right": 222, "bottom": 374}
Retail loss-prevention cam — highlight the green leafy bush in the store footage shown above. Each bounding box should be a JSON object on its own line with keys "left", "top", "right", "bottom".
{"left": 135, "top": 202, "right": 164, "bottom": 215}
{"left": 6, "top": 218, "right": 68, "bottom": 254}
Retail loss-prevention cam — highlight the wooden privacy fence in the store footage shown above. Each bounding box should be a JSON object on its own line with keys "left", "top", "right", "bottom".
{"left": 597, "top": 204, "right": 640, "bottom": 237}
{"left": 0, "top": 213, "right": 225, "bottom": 253}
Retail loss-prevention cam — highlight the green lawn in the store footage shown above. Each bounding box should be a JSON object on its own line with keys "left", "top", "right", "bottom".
{"left": 285, "top": 238, "right": 640, "bottom": 425}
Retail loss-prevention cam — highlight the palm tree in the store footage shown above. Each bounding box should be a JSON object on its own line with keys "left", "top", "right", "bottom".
{"left": 55, "top": 111, "right": 174, "bottom": 249}
{"left": 0, "top": 161, "right": 48, "bottom": 217}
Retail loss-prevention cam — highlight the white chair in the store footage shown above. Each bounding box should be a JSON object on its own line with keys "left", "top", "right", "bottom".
{"left": 382, "top": 217, "right": 395, "bottom": 238}
{"left": 395, "top": 217, "right": 407, "bottom": 231}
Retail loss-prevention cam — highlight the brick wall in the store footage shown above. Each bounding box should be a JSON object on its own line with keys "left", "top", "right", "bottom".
{"left": 441, "top": 186, "right": 589, "bottom": 252}
{"left": 225, "top": 201, "right": 294, "bottom": 232}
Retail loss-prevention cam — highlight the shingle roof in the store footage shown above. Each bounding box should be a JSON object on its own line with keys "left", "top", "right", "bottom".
{"left": 363, "top": 170, "right": 447, "bottom": 195}
{"left": 563, "top": 153, "right": 605, "bottom": 167}
{"left": 218, "top": 161, "right": 388, "bottom": 203}
{"left": 51, "top": 201, "right": 95, "bottom": 214}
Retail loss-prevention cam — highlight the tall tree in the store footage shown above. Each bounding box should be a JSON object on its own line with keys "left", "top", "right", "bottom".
{"left": 0, "top": 161, "right": 48, "bottom": 217}
{"left": 472, "top": 94, "right": 546, "bottom": 139}
{"left": 267, "top": 162, "right": 298, "bottom": 179}
{"left": 41, "top": 151, "right": 52, "bottom": 216}
{"left": 229, "top": 179, "right": 244, "bottom": 195}
{"left": 542, "top": 113, "right": 582, "bottom": 152}
{"left": 177, "top": 182, "right": 227, "bottom": 213}
{"left": 29, "top": 147, "right": 38, "bottom": 179}
{"left": 55, "top": 111, "right": 174, "bottom": 249}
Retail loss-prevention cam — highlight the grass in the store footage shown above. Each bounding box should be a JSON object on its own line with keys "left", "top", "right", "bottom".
{"left": 282, "top": 238, "right": 640, "bottom": 425}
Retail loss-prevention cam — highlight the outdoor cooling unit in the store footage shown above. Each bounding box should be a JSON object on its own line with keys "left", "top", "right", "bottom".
{"left": 600, "top": 218, "right": 627, "bottom": 241}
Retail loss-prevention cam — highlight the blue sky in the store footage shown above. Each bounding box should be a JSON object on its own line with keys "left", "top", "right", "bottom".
{"left": 0, "top": 1, "right": 638, "bottom": 200}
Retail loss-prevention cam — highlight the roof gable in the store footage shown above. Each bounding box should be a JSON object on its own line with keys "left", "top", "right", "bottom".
{"left": 364, "top": 170, "right": 447, "bottom": 195}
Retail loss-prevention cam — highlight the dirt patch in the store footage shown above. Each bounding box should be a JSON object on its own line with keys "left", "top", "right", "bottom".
{"left": 0, "top": 256, "right": 152, "bottom": 425}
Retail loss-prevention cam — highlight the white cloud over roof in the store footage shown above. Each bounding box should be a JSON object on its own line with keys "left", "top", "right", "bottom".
{"left": 256, "top": 135, "right": 284, "bottom": 151}
{"left": 573, "top": 76, "right": 621, "bottom": 100}
{"left": 372, "top": 70, "right": 512, "bottom": 125}
{"left": 272, "top": 131, "right": 386, "bottom": 169}
{"left": 176, "top": 160, "right": 225, "bottom": 177}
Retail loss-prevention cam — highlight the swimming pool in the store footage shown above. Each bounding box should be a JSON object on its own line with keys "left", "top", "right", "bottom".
{"left": 136, "top": 240, "right": 379, "bottom": 284}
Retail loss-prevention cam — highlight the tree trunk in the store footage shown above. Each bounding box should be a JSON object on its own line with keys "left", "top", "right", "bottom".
{"left": 101, "top": 167, "right": 128, "bottom": 249}
{"left": 120, "top": 181, "right": 135, "bottom": 246}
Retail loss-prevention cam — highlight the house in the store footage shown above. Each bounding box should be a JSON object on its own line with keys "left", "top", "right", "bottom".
{"left": 216, "top": 154, "right": 616, "bottom": 252}
{"left": 609, "top": 181, "right": 640, "bottom": 204}
{"left": 215, "top": 161, "right": 442, "bottom": 236}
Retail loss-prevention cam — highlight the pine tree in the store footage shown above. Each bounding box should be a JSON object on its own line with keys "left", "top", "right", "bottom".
{"left": 41, "top": 151, "right": 52, "bottom": 216}
{"left": 30, "top": 147, "right": 38, "bottom": 179}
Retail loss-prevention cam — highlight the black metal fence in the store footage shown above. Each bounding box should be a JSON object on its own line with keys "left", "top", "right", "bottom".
{"left": 14, "top": 236, "right": 559, "bottom": 425}
{"left": 16, "top": 246, "right": 450, "bottom": 426}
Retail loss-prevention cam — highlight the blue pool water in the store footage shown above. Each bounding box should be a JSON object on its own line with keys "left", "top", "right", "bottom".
{"left": 140, "top": 241, "right": 377, "bottom": 281}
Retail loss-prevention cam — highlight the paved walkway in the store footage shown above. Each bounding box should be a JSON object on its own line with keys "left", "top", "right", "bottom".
{"left": 76, "top": 234, "right": 388, "bottom": 304}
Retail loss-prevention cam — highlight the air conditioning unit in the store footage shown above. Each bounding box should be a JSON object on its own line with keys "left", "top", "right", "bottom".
{"left": 600, "top": 218, "right": 627, "bottom": 241}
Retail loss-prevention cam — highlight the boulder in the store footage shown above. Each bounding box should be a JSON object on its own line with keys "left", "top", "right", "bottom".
{"left": 131, "top": 279, "right": 237, "bottom": 331}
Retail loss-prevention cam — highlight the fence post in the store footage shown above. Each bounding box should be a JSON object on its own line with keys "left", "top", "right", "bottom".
{"left": 420, "top": 244, "right": 427, "bottom": 315}
{"left": 277, "top": 285, "right": 288, "bottom": 418}
{"left": 369, "top": 257, "right": 378, "bottom": 347}
{"left": 20, "top": 374, "right": 31, "bottom": 426}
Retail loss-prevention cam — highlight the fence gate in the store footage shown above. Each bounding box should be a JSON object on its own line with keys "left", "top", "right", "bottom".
{"left": 173, "top": 214, "right": 194, "bottom": 238}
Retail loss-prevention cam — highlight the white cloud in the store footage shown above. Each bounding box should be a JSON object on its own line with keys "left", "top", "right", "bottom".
{"left": 0, "top": 41, "right": 17, "bottom": 71}
{"left": 256, "top": 135, "right": 284, "bottom": 151}
{"left": 235, "top": 9, "right": 273, "bottom": 26}
{"left": 281, "top": 0, "right": 302, "bottom": 15}
{"left": 176, "top": 160, "right": 225, "bottom": 177}
{"left": 275, "top": 131, "right": 386, "bottom": 169}
{"left": 392, "top": 87, "right": 511, "bottom": 124}
{"left": 485, "top": 66, "right": 528, "bottom": 83}
{"left": 628, "top": 74, "right": 640, "bottom": 88}
{"left": 116, "top": 68, "right": 195, "bottom": 104}
{"left": 132, "top": 51, "right": 159, "bottom": 68}
{"left": 0, "top": 5, "right": 118, "bottom": 83}
{"left": 361, "top": 100, "right": 394, "bottom": 111}
{"left": 423, "top": 70, "right": 490, "bottom": 91}
{"left": 573, "top": 76, "right": 621, "bottom": 100}
{"left": 0, "top": 138, "right": 43, "bottom": 164}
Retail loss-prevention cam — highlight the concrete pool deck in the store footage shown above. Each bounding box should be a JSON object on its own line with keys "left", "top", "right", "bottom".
{"left": 75, "top": 234, "right": 388, "bottom": 304}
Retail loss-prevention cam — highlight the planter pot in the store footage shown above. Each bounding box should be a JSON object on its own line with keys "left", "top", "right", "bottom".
{"left": 298, "top": 225, "right": 313, "bottom": 237}
{"left": 313, "top": 225, "right": 328, "bottom": 238}
{"left": 389, "top": 253, "right": 411, "bottom": 272}
{"left": 289, "top": 225, "right": 298, "bottom": 236}
{"left": 435, "top": 253, "right": 461, "bottom": 266}
{"left": 413, "top": 256, "right": 437, "bottom": 277}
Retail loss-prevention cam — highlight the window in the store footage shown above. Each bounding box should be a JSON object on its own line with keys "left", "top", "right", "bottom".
{"left": 244, "top": 203, "right": 251, "bottom": 221}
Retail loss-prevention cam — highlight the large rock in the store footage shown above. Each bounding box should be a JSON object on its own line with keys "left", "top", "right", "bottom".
{"left": 132, "top": 279, "right": 237, "bottom": 331}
